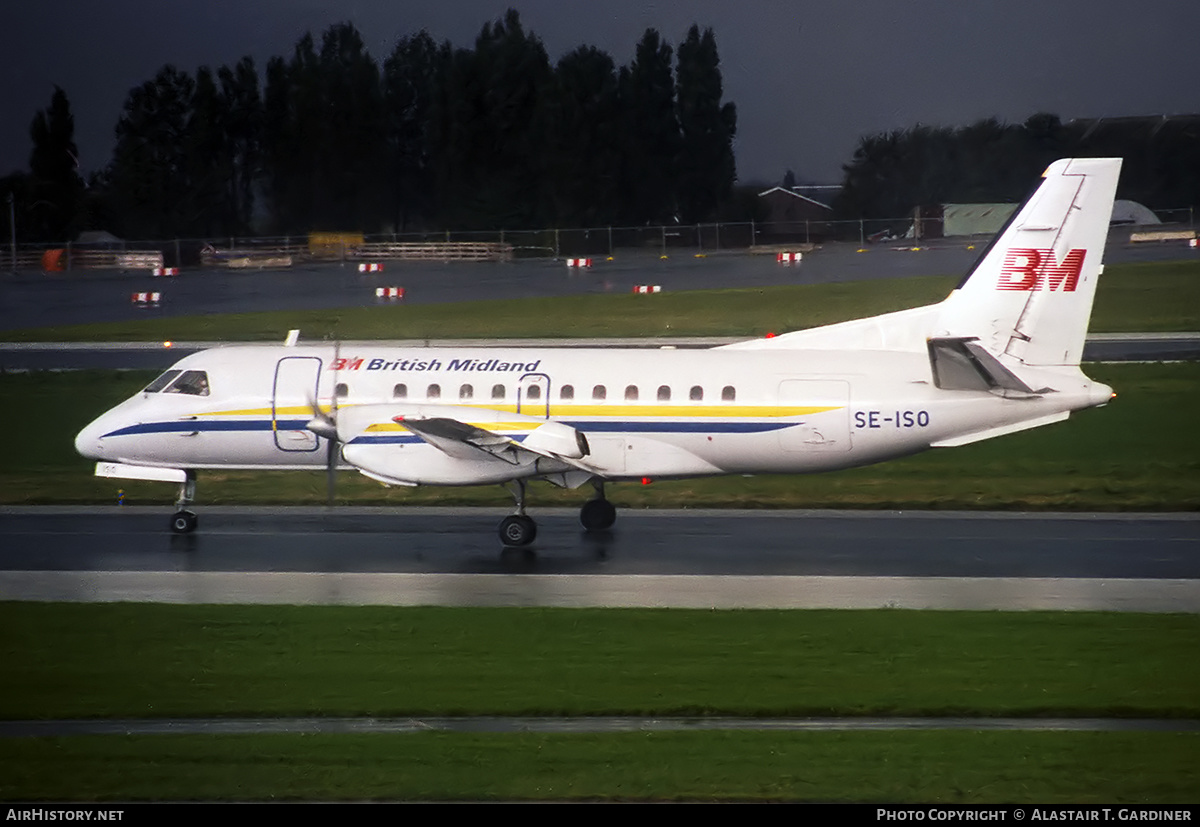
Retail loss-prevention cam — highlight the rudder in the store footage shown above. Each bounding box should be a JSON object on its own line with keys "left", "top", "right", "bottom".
{"left": 935, "top": 158, "right": 1122, "bottom": 367}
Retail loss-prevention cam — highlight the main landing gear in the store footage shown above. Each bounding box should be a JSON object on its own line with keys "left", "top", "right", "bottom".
{"left": 169, "top": 472, "right": 198, "bottom": 534}
{"left": 498, "top": 478, "right": 618, "bottom": 547}
{"left": 499, "top": 480, "right": 537, "bottom": 546}
{"left": 580, "top": 479, "right": 616, "bottom": 531}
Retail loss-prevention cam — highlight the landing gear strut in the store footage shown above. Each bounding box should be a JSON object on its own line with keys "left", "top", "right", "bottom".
{"left": 170, "top": 472, "right": 198, "bottom": 534}
{"left": 579, "top": 480, "right": 617, "bottom": 532}
{"left": 498, "top": 479, "right": 537, "bottom": 546}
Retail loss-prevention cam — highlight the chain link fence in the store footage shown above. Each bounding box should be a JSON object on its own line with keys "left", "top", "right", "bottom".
{"left": 6, "top": 206, "right": 1196, "bottom": 272}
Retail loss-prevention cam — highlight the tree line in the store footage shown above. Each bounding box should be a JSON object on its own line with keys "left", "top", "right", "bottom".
{"left": 834, "top": 113, "right": 1200, "bottom": 222}
{"left": 4, "top": 10, "right": 739, "bottom": 243}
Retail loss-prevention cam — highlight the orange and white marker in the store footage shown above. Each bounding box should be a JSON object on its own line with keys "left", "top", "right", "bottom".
{"left": 776, "top": 251, "right": 802, "bottom": 264}
{"left": 566, "top": 258, "right": 593, "bottom": 268}
{"left": 152, "top": 267, "right": 179, "bottom": 276}
{"left": 358, "top": 262, "right": 384, "bottom": 273}
{"left": 632, "top": 285, "right": 662, "bottom": 294}
{"left": 131, "top": 291, "right": 161, "bottom": 305}
{"left": 375, "top": 286, "right": 405, "bottom": 299}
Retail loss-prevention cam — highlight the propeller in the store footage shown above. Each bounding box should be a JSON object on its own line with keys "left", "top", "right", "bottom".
{"left": 305, "top": 341, "right": 341, "bottom": 504}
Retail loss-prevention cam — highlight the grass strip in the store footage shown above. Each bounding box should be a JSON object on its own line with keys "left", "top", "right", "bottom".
{"left": 4, "top": 260, "right": 1197, "bottom": 342}
{"left": 2, "top": 605, "right": 1196, "bottom": 720}
{"left": 1, "top": 731, "right": 1196, "bottom": 802}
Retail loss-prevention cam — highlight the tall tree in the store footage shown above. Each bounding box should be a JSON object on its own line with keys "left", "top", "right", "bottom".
{"left": 428, "top": 10, "right": 552, "bottom": 228}
{"left": 218, "top": 57, "right": 262, "bottom": 235}
{"left": 383, "top": 31, "right": 445, "bottom": 231}
{"left": 675, "top": 25, "right": 736, "bottom": 224}
{"left": 544, "top": 45, "right": 622, "bottom": 226}
{"left": 28, "top": 86, "right": 84, "bottom": 241}
{"left": 107, "top": 65, "right": 195, "bottom": 237}
{"left": 620, "top": 29, "right": 678, "bottom": 225}
{"left": 316, "top": 22, "right": 386, "bottom": 230}
{"left": 184, "top": 66, "right": 229, "bottom": 236}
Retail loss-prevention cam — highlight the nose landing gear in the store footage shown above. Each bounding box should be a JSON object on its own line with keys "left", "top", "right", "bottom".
{"left": 169, "top": 472, "right": 198, "bottom": 534}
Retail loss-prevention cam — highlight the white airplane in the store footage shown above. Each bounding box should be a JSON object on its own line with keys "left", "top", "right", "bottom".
{"left": 76, "top": 157, "right": 1121, "bottom": 546}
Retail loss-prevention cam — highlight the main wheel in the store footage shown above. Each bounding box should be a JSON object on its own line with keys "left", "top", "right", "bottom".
{"left": 170, "top": 510, "right": 198, "bottom": 534}
{"left": 498, "top": 515, "right": 537, "bottom": 547}
{"left": 579, "top": 498, "right": 616, "bottom": 532}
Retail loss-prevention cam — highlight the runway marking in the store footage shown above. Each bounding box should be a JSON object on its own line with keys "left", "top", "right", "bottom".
{"left": 1, "top": 571, "right": 1197, "bottom": 612}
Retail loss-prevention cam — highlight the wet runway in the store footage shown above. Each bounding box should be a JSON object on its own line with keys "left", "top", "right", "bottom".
{"left": 2, "top": 238, "right": 1194, "bottom": 333}
{"left": 2, "top": 507, "right": 1196, "bottom": 611}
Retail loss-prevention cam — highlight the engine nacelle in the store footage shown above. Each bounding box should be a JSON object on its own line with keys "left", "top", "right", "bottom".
{"left": 521, "top": 420, "right": 589, "bottom": 459}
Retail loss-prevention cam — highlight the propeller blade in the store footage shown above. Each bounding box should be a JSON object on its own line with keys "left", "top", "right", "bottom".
{"left": 325, "top": 339, "right": 341, "bottom": 505}
{"left": 326, "top": 434, "right": 338, "bottom": 504}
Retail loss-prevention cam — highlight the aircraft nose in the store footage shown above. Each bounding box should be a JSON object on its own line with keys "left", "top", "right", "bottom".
{"left": 75, "top": 417, "right": 108, "bottom": 460}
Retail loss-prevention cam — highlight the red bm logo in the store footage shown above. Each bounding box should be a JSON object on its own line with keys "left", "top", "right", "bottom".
{"left": 329, "top": 357, "right": 364, "bottom": 371}
{"left": 997, "top": 248, "right": 1086, "bottom": 292}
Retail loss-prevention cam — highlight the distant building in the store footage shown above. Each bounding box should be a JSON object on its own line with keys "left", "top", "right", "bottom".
{"left": 912, "top": 200, "right": 1161, "bottom": 239}
{"left": 756, "top": 187, "right": 833, "bottom": 237}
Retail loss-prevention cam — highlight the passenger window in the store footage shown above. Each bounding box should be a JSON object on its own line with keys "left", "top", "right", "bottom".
{"left": 491, "top": 384, "right": 506, "bottom": 400}
{"left": 460, "top": 384, "right": 473, "bottom": 400}
{"left": 393, "top": 383, "right": 407, "bottom": 399}
{"left": 166, "top": 370, "right": 210, "bottom": 396}
{"left": 624, "top": 385, "right": 638, "bottom": 401}
{"left": 592, "top": 385, "right": 606, "bottom": 401}
{"left": 657, "top": 385, "right": 671, "bottom": 402}
{"left": 560, "top": 384, "right": 575, "bottom": 401}
{"left": 335, "top": 382, "right": 348, "bottom": 399}
{"left": 144, "top": 370, "right": 181, "bottom": 393}
{"left": 690, "top": 386, "right": 703, "bottom": 401}
{"left": 427, "top": 384, "right": 441, "bottom": 399}
{"left": 526, "top": 385, "right": 541, "bottom": 400}
{"left": 722, "top": 385, "right": 736, "bottom": 402}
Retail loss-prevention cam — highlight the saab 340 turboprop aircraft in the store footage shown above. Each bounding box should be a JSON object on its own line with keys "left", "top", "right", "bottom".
{"left": 76, "top": 158, "right": 1121, "bottom": 546}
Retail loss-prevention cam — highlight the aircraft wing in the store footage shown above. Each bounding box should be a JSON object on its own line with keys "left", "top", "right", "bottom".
{"left": 333, "top": 403, "right": 595, "bottom": 486}
{"left": 396, "top": 414, "right": 593, "bottom": 470}
{"left": 394, "top": 415, "right": 525, "bottom": 464}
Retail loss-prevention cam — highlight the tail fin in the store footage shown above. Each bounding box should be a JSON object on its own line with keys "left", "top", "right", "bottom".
{"left": 936, "top": 157, "right": 1122, "bottom": 367}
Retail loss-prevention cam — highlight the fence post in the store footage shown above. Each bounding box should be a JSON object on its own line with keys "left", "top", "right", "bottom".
{"left": 174, "top": 238, "right": 181, "bottom": 268}
{"left": 554, "top": 228, "right": 560, "bottom": 259}
{"left": 66, "top": 240, "right": 72, "bottom": 272}
{"left": 7, "top": 193, "right": 14, "bottom": 273}
{"left": 806, "top": 220, "right": 810, "bottom": 245}
{"left": 661, "top": 225, "right": 666, "bottom": 257}
{"left": 859, "top": 219, "right": 864, "bottom": 246}
{"left": 607, "top": 226, "right": 613, "bottom": 257}
{"left": 750, "top": 219, "right": 755, "bottom": 248}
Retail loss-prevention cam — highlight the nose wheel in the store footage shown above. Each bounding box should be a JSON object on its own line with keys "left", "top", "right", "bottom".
{"left": 170, "top": 510, "right": 198, "bottom": 534}
{"left": 169, "top": 472, "right": 198, "bottom": 534}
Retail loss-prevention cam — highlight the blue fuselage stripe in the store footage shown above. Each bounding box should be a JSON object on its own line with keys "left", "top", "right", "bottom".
{"left": 103, "top": 418, "right": 796, "bottom": 442}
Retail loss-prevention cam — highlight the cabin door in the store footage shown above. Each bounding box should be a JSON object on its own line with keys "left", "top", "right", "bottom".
{"left": 272, "top": 356, "right": 322, "bottom": 452}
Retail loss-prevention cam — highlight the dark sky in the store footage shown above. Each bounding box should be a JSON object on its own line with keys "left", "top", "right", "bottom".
{"left": 3, "top": 0, "right": 1197, "bottom": 185}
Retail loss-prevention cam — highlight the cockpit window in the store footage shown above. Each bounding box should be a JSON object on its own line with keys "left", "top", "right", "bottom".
{"left": 144, "top": 370, "right": 182, "bottom": 393}
{"left": 164, "top": 370, "right": 210, "bottom": 396}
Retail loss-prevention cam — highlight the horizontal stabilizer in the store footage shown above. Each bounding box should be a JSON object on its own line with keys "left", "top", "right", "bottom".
{"left": 931, "top": 412, "right": 1069, "bottom": 447}
{"left": 927, "top": 337, "right": 1049, "bottom": 397}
